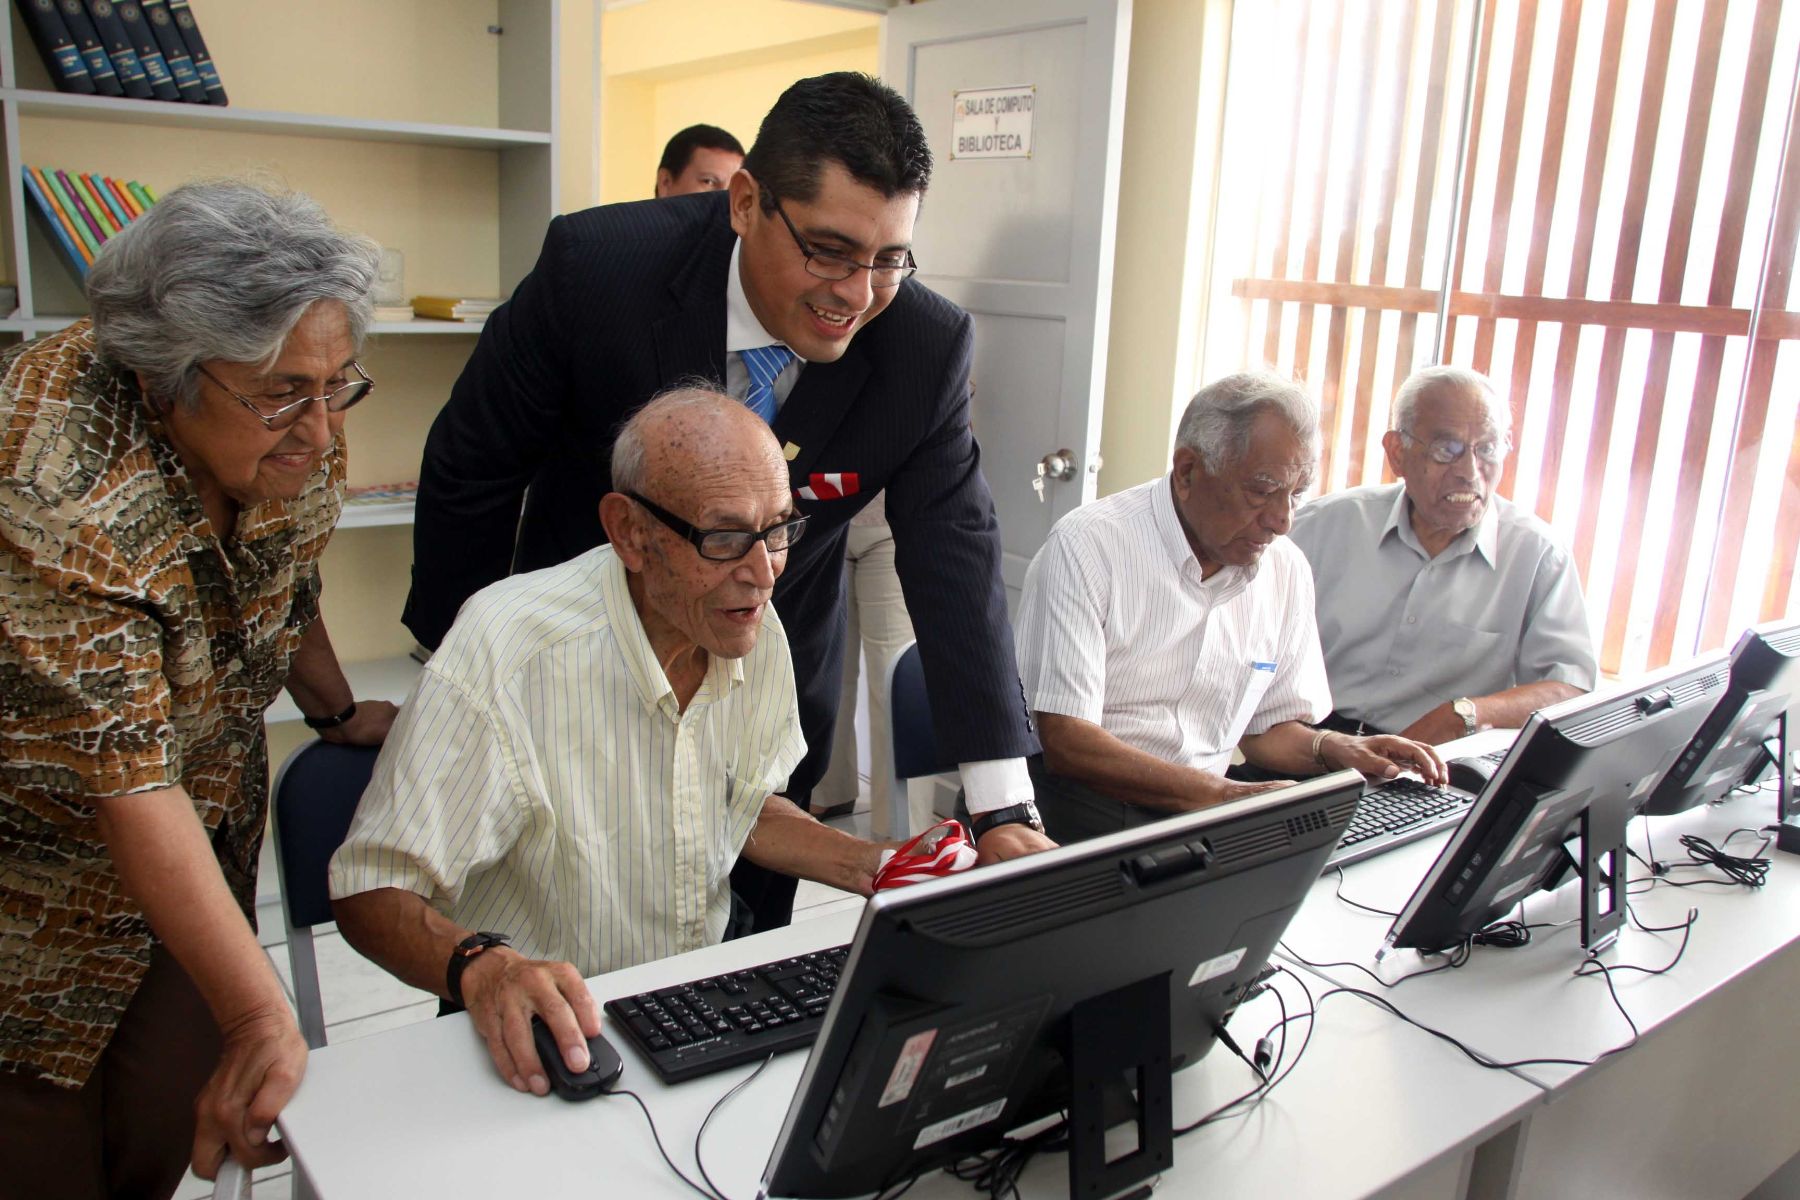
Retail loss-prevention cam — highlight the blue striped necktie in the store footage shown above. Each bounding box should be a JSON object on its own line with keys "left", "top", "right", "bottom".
{"left": 739, "top": 344, "right": 795, "bottom": 423}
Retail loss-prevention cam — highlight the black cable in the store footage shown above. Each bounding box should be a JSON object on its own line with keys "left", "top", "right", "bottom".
{"left": 1177, "top": 965, "right": 1311, "bottom": 1136}
{"left": 1638, "top": 824, "right": 1770, "bottom": 888}
{"left": 1331, "top": 867, "right": 1400, "bottom": 917}
{"left": 1315, "top": 985, "right": 1623, "bottom": 1070}
{"left": 1278, "top": 938, "right": 1470, "bottom": 987}
{"left": 1676, "top": 833, "right": 1770, "bottom": 886}
{"left": 1577, "top": 906, "right": 1699, "bottom": 977}
{"left": 1470, "top": 918, "right": 1531, "bottom": 948}
{"left": 608, "top": 1088, "right": 722, "bottom": 1200}
{"left": 944, "top": 1115, "right": 1069, "bottom": 1200}
{"left": 605, "top": 1052, "right": 779, "bottom": 1200}
{"left": 1212, "top": 1023, "right": 1266, "bottom": 1082}
{"left": 695, "top": 1054, "right": 774, "bottom": 1200}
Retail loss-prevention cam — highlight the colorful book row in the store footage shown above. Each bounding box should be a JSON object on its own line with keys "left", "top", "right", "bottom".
{"left": 16, "top": 0, "right": 227, "bottom": 105}
{"left": 22, "top": 167, "right": 159, "bottom": 278}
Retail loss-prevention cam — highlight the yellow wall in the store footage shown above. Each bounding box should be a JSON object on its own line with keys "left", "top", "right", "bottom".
{"left": 599, "top": 0, "right": 879, "bottom": 205}
{"left": 596, "top": 0, "right": 1218, "bottom": 498}
{"left": 558, "top": 1, "right": 602, "bottom": 214}
{"left": 15, "top": 0, "right": 1218, "bottom": 662}
{"left": 1096, "top": 0, "right": 1232, "bottom": 496}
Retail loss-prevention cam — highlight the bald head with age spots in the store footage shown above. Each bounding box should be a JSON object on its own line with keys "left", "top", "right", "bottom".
{"left": 600, "top": 389, "right": 796, "bottom": 692}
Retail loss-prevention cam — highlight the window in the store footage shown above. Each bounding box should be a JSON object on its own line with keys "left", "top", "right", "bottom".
{"left": 1203, "top": 0, "right": 1800, "bottom": 677}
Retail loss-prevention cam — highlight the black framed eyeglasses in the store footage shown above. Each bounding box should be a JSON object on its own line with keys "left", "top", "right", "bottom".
{"left": 771, "top": 197, "right": 917, "bottom": 288}
{"left": 198, "top": 361, "right": 374, "bottom": 431}
{"left": 628, "top": 491, "right": 808, "bottom": 561}
{"left": 1399, "top": 430, "right": 1510, "bottom": 465}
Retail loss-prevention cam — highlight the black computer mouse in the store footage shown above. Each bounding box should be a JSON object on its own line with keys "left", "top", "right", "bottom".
{"left": 530, "top": 1014, "right": 624, "bottom": 1101}
{"left": 1446, "top": 755, "right": 1499, "bottom": 795}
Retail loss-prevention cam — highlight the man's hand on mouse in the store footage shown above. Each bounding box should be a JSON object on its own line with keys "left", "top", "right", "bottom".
{"left": 459, "top": 947, "right": 603, "bottom": 1095}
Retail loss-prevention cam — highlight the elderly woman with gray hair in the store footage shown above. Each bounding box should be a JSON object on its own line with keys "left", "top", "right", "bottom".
{"left": 0, "top": 180, "right": 397, "bottom": 1198}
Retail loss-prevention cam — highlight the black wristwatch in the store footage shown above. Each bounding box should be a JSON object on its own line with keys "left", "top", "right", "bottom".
{"left": 969, "top": 801, "right": 1044, "bottom": 839}
{"left": 446, "top": 931, "right": 510, "bottom": 1007}
{"left": 302, "top": 701, "right": 358, "bottom": 731}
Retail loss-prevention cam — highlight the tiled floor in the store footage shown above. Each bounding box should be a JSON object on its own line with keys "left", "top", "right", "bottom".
{"left": 172, "top": 803, "right": 874, "bottom": 1200}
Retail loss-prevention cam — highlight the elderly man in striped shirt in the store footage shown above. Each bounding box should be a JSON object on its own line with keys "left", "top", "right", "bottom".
{"left": 329, "top": 389, "right": 888, "bottom": 1097}
{"left": 1013, "top": 372, "right": 1445, "bottom": 845}
{"left": 1288, "top": 366, "right": 1595, "bottom": 745}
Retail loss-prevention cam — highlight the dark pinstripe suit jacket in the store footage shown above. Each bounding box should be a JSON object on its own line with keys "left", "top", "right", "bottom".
{"left": 405, "top": 191, "right": 1038, "bottom": 796}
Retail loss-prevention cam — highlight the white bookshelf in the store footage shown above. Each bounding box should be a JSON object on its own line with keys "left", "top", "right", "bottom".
{"left": 370, "top": 320, "right": 485, "bottom": 335}
{"left": 339, "top": 496, "right": 417, "bottom": 529}
{"left": 1, "top": 1, "right": 558, "bottom": 323}
{"left": 2, "top": 0, "right": 558, "bottom": 691}
{"left": 0, "top": 315, "right": 482, "bottom": 337}
{"left": 0, "top": 87, "right": 552, "bottom": 150}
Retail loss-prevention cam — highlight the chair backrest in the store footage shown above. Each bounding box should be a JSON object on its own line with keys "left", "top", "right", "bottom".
{"left": 879, "top": 642, "right": 960, "bottom": 841}
{"left": 269, "top": 739, "right": 380, "bottom": 1050}
{"left": 272, "top": 740, "right": 380, "bottom": 928}
{"left": 888, "top": 642, "right": 951, "bottom": 781}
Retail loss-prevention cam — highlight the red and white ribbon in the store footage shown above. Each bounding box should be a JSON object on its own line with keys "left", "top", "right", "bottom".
{"left": 795, "top": 471, "right": 861, "bottom": 501}
{"left": 872, "top": 818, "right": 979, "bottom": 891}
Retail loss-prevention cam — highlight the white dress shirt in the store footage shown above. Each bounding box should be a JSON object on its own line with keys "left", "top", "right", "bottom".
{"left": 725, "top": 239, "right": 805, "bottom": 408}
{"left": 329, "top": 546, "right": 806, "bottom": 977}
{"left": 1288, "top": 483, "right": 1598, "bottom": 733}
{"left": 1015, "top": 476, "right": 1332, "bottom": 776}
{"left": 724, "top": 238, "right": 1031, "bottom": 814}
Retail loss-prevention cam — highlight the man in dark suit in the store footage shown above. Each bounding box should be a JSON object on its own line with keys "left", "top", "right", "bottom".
{"left": 406, "top": 73, "right": 1053, "bottom": 933}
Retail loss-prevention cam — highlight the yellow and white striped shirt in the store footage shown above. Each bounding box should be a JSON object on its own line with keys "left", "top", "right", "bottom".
{"left": 328, "top": 545, "right": 805, "bottom": 977}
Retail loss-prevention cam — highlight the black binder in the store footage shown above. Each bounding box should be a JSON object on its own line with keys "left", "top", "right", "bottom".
{"left": 15, "top": 0, "right": 97, "bottom": 93}
{"left": 83, "top": 0, "right": 152, "bottom": 98}
{"left": 135, "top": 0, "right": 203, "bottom": 102}
{"left": 52, "top": 0, "right": 123, "bottom": 94}
{"left": 166, "top": 0, "right": 224, "bottom": 105}
{"left": 110, "top": 0, "right": 179, "bottom": 100}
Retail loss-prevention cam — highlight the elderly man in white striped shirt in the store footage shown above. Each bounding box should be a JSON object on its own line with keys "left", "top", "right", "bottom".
{"left": 329, "top": 389, "right": 888, "bottom": 1098}
{"left": 1014, "top": 372, "right": 1446, "bottom": 845}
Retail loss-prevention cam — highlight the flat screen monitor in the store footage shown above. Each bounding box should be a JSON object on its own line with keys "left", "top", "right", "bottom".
{"left": 1643, "top": 619, "right": 1800, "bottom": 817}
{"left": 758, "top": 771, "right": 1363, "bottom": 1200}
{"left": 1387, "top": 654, "right": 1729, "bottom": 957}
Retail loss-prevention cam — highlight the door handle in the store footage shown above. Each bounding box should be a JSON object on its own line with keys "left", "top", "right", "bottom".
{"left": 1034, "top": 449, "right": 1099, "bottom": 502}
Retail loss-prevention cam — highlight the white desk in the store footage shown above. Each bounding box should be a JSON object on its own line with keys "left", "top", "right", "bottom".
{"left": 1279, "top": 741, "right": 1800, "bottom": 1200}
{"left": 281, "top": 908, "right": 1542, "bottom": 1199}
{"left": 279, "top": 737, "right": 1800, "bottom": 1200}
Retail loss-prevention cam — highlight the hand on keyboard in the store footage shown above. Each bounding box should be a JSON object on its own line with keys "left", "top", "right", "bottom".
{"left": 1321, "top": 732, "right": 1448, "bottom": 785}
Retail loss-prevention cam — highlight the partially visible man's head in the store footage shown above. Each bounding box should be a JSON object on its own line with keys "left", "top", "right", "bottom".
{"left": 729, "top": 73, "right": 931, "bottom": 365}
{"left": 1384, "top": 365, "right": 1511, "bottom": 541}
{"left": 1171, "top": 372, "right": 1319, "bottom": 575}
{"left": 604, "top": 388, "right": 798, "bottom": 660}
{"left": 655, "top": 124, "right": 745, "bottom": 197}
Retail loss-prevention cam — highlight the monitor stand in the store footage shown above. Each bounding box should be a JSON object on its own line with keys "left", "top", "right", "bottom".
{"left": 1766, "top": 712, "right": 1800, "bottom": 856}
{"left": 1065, "top": 974, "right": 1173, "bottom": 1200}
{"left": 1576, "top": 798, "right": 1629, "bottom": 954}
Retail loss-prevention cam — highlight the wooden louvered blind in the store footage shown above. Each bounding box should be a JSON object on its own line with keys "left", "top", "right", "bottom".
{"left": 1204, "top": 0, "right": 1800, "bottom": 678}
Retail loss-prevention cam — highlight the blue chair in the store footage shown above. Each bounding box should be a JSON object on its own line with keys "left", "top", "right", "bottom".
{"left": 212, "top": 740, "right": 378, "bottom": 1199}
{"left": 268, "top": 738, "right": 381, "bottom": 1049}
{"left": 879, "top": 641, "right": 959, "bottom": 839}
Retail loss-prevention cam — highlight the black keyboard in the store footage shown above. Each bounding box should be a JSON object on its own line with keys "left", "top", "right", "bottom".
{"left": 1327, "top": 777, "right": 1476, "bottom": 869}
{"left": 604, "top": 945, "right": 849, "bottom": 1084}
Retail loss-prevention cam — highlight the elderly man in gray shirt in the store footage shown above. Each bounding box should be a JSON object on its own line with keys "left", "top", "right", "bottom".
{"left": 1289, "top": 366, "right": 1597, "bottom": 745}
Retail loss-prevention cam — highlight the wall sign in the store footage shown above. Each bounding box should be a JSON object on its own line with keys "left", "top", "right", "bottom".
{"left": 950, "top": 85, "right": 1034, "bottom": 160}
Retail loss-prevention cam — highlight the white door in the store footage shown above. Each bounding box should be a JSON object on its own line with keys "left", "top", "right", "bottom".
{"left": 881, "top": 0, "right": 1130, "bottom": 608}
